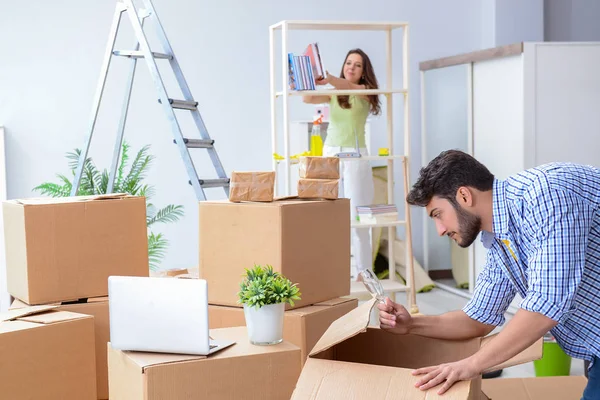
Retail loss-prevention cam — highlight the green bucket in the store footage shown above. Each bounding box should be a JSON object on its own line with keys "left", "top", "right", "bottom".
{"left": 533, "top": 338, "right": 572, "bottom": 377}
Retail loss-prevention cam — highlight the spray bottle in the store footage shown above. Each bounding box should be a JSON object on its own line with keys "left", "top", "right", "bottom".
{"left": 310, "top": 110, "right": 324, "bottom": 156}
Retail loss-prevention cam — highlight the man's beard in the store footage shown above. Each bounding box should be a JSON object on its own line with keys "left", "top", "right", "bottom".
{"left": 452, "top": 203, "right": 482, "bottom": 248}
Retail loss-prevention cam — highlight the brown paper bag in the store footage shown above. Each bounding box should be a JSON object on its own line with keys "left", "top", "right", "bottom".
{"left": 297, "top": 179, "right": 339, "bottom": 200}
{"left": 229, "top": 171, "right": 276, "bottom": 202}
{"left": 299, "top": 157, "right": 340, "bottom": 179}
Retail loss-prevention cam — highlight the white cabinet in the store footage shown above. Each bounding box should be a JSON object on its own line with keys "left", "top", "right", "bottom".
{"left": 0, "top": 127, "right": 7, "bottom": 312}
{"left": 421, "top": 42, "right": 600, "bottom": 309}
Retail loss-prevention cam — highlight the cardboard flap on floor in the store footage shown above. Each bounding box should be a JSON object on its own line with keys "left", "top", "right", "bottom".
{"left": 14, "top": 193, "right": 130, "bottom": 205}
{"left": 479, "top": 334, "right": 543, "bottom": 373}
{"left": 310, "top": 298, "right": 377, "bottom": 357}
{"left": 0, "top": 304, "right": 58, "bottom": 322}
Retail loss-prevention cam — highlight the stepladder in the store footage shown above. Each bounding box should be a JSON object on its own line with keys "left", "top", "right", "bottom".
{"left": 70, "top": 0, "right": 229, "bottom": 201}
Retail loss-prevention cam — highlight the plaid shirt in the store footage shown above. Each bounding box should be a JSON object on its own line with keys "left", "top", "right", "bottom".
{"left": 463, "top": 162, "right": 600, "bottom": 361}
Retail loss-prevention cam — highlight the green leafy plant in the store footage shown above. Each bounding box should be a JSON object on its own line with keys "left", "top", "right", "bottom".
{"left": 237, "top": 264, "right": 301, "bottom": 309}
{"left": 33, "top": 141, "right": 184, "bottom": 271}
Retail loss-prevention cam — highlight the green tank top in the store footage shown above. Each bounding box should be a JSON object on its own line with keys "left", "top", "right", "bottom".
{"left": 325, "top": 95, "right": 370, "bottom": 148}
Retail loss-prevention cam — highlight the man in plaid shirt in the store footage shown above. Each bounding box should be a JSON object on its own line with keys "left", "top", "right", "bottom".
{"left": 379, "top": 150, "right": 599, "bottom": 399}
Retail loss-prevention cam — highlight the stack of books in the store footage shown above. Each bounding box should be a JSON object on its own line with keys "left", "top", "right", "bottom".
{"left": 288, "top": 43, "right": 325, "bottom": 91}
{"left": 356, "top": 204, "right": 398, "bottom": 224}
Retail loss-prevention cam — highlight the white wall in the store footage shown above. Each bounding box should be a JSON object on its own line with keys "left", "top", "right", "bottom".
{"left": 0, "top": 0, "right": 483, "bottom": 271}
{"left": 545, "top": 0, "right": 600, "bottom": 41}
{"left": 480, "top": 0, "right": 544, "bottom": 48}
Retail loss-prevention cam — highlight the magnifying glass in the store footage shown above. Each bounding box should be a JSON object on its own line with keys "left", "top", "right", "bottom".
{"left": 359, "top": 269, "right": 385, "bottom": 303}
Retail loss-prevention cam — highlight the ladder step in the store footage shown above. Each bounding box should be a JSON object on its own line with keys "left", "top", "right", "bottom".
{"left": 113, "top": 50, "right": 172, "bottom": 59}
{"left": 158, "top": 98, "right": 198, "bottom": 110}
{"left": 191, "top": 178, "right": 230, "bottom": 188}
{"left": 174, "top": 138, "right": 214, "bottom": 148}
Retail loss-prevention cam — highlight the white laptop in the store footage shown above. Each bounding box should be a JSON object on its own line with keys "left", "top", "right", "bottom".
{"left": 108, "top": 275, "right": 235, "bottom": 355}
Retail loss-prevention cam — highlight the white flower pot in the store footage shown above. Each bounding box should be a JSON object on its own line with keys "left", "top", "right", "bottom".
{"left": 243, "top": 303, "right": 285, "bottom": 345}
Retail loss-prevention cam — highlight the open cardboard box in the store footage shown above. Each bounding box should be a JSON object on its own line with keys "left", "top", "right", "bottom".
{"left": 0, "top": 305, "right": 97, "bottom": 399}
{"left": 292, "top": 299, "right": 543, "bottom": 399}
{"left": 11, "top": 297, "right": 110, "bottom": 400}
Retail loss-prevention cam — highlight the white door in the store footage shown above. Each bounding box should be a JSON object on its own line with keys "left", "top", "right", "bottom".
{"left": 472, "top": 55, "right": 525, "bottom": 310}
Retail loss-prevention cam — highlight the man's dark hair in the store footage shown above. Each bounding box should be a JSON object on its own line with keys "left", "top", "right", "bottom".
{"left": 407, "top": 150, "right": 494, "bottom": 207}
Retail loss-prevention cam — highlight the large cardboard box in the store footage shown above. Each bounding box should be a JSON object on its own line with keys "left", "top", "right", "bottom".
{"left": 108, "top": 326, "right": 302, "bottom": 400}
{"left": 11, "top": 297, "right": 110, "bottom": 400}
{"left": 3, "top": 194, "right": 149, "bottom": 305}
{"left": 292, "top": 299, "right": 543, "bottom": 399}
{"left": 0, "top": 305, "right": 97, "bottom": 399}
{"left": 482, "top": 376, "right": 588, "bottom": 399}
{"left": 199, "top": 198, "right": 350, "bottom": 309}
{"left": 209, "top": 297, "right": 358, "bottom": 364}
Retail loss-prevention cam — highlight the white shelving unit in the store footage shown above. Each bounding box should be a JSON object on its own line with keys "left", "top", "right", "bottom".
{"left": 268, "top": 20, "right": 418, "bottom": 313}
{"left": 0, "top": 127, "right": 8, "bottom": 312}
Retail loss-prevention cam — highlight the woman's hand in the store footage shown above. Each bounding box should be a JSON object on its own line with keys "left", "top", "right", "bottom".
{"left": 315, "top": 71, "right": 331, "bottom": 85}
{"left": 412, "top": 358, "right": 481, "bottom": 395}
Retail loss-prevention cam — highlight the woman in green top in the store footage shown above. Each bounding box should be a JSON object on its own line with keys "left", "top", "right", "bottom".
{"left": 303, "top": 48, "right": 381, "bottom": 280}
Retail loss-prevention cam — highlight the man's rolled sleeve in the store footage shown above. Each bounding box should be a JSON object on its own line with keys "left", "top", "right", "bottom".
{"left": 521, "top": 187, "right": 589, "bottom": 321}
{"left": 463, "top": 252, "right": 516, "bottom": 327}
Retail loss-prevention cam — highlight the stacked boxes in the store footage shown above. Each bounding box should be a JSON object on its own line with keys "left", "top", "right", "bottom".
{"left": 199, "top": 184, "right": 358, "bottom": 365}
{"left": 298, "top": 156, "right": 340, "bottom": 200}
{"left": 1, "top": 194, "right": 149, "bottom": 400}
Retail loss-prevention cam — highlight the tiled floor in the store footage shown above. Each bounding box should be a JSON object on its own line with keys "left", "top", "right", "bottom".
{"left": 365, "top": 286, "right": 586, "bottom": 379}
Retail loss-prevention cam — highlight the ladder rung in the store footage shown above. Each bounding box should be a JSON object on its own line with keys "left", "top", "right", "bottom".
{"left": 193, "top": 178, "right": 230, "bottom": 188}
{"left": 113, "top": 50, "right": 172, "bottom": 60}
{"left": 158, "top": 98, "right": 198, "bottom": 110}
{"left": 174, "top": 138, "right": 214, "bottom": 148}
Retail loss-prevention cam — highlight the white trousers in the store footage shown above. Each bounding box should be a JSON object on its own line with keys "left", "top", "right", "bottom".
{"left": 323, "top": 145, "right": 375, "bottom": 273}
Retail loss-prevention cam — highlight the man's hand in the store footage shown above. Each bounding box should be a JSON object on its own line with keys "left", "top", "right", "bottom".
{"left": 378, "top": 297, "right": 412, "bottom": 334}
{"left": 413, "top": 358, "right": 480, "bottom": 395}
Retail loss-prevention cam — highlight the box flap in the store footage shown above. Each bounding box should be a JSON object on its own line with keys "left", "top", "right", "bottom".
{"left": 18, "top": 310, "right": 91, "bottom": 324}
{"left": 309, "top": 298, "right": 376, "bottom": 357}
{"left": 0, "top": 305, "right": 58, "bottom": 322}
{"left": 482, "top": 376, "right": 588, "bottom": 399}
{"left": 123, "top": 350, "right": 207, "bottom": 370}
{"left": 292, "top": 358, "right": 472, "bottom": 399}
{"left": 15, "top": 193, "right": 130, "bottom": 205}
{"left": 480, "top": 334, "right": 543, "bottom": 373}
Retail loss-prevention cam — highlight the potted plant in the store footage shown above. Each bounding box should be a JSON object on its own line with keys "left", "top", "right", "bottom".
{"left": 238, "top": 264, "right": 301, "bottom": 345}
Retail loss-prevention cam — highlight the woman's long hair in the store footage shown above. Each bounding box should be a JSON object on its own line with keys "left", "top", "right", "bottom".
{"left": 337, "top": 48, "right": 381, "bottom": 115}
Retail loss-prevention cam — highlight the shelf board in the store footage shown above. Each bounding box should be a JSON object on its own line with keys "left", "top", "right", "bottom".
{"left": 348, "top": 279, "right": 407, "bottom": 300}
{"left": 276, "top": 88, "right": 407, "bottom": 97}
{"left": 275, "top": 155, "right": 405, "bottom": 165}
{"left": 352, "top": 220, "right": 406, "bottom": 229}
{"left": 270, "top": 20, "right": 408, "bottom": 31}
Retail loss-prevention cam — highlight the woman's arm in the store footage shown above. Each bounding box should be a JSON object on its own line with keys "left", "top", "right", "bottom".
{"left": 325, "top": 73, "right": 365, "bottom": 90}
{"left": 302, "top": 95, "right": 331, "bottom": 104}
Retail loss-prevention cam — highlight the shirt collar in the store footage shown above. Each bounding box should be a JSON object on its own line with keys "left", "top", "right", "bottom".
{"left": 480, "top": 178, "right": 509, "bottom": 249}
{"left": 492, "top": 178, "right": 509, "bottom": 236}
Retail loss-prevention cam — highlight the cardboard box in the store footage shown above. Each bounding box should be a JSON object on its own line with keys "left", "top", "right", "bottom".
{"left": 209, "top": 297, "right": 358, "bottom": 364}
{"left": 2, "top": 193, "right": 149, "bottom": 305}
{"left": 292, "top": 299, "right": 543, "bottom": 399}
{"left": 199, "top": 198, "right": 350, "bottom": 309}
{"left": 108, "top": 326, "right": 302, "bottom": 400}
{"left": 299, "top": 157, "right": 340, "bottom": 179}
{"left": 0, "top": 305, "right": 97, "bottom": 399}
{"left": 482, "top": 376, "right": 588, "bottom": 399}
{"left": 11, "top": 297, "right": 110, "bottom": 400}
{"left": 229, "top": 171, "right": 276, "bottom": 202}
{"left": 298, "top": 178, "right": 339, "bottom": 200}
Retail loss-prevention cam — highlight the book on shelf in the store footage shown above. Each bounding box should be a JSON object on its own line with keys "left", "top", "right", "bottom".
{"left": 287, "top": 43, "right": 325, "bottom": 91}
{"left": 356, "top": 204, "right": 399, "bottom": 224}
{"left": 303, "top": 43, "right": 325, "bottom": 81}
